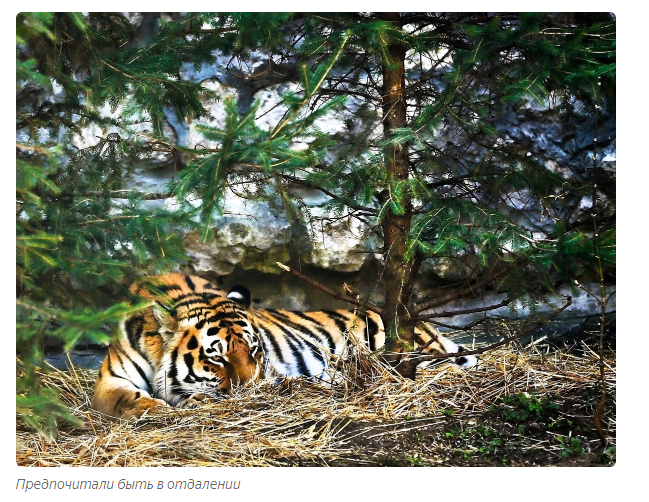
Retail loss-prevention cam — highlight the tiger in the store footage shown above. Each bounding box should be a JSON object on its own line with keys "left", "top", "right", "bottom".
{"left": 91, "top": 273, "right": 476, "bottom": 419}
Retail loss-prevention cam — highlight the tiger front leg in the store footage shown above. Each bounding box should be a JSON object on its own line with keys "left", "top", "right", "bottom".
{"left": 91, "top": 381, "right": 168, "bottom": 419}
{"left": 91, "top": 343, "right": 166, "bottom": 419}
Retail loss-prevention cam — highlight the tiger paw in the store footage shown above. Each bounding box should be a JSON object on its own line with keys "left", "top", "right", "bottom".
{"left": 121, "top": 396, "right": 168, "bottom": 420}
{"left": 178, "top": 393, "right": 215, "bottom": 409}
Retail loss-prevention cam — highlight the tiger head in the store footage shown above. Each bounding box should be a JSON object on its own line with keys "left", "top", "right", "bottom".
{"left": 147, "top": 282, "right": 264, "bottom": 406}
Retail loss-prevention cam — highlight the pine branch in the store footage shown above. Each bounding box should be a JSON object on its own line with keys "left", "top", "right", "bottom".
{"left": 278, "top": 173, "right": 378, "bottom": 213}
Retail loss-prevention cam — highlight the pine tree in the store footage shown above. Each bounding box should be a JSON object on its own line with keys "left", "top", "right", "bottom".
{"left": 157, "top": 13, "right": 615, "bottom": 357}
{"left": 16, "top": 13, "right": 615, "bottom": 433}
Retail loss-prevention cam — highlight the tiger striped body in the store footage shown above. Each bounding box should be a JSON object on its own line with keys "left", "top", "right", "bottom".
{"left": 91, "top": 274, "right": 475, "bottom": 419}
{"left": 252, "top": 309, "right": 475, "bottom": 382}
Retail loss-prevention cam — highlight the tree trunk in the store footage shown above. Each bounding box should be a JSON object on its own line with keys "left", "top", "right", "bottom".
{"left": 378, "top": 13, "right": 416, "bottom": 358}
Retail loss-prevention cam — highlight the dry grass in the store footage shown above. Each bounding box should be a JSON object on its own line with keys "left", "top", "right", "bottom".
{"left": 16, "top": 338, "right": 616, "bottom": 467}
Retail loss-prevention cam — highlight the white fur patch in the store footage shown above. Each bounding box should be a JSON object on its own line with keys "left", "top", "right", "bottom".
{"left": 227, "top": 291, "right": 245, "bottom": 301}
{"left": 457, "top": 354, "right": 478, "bottom": 368}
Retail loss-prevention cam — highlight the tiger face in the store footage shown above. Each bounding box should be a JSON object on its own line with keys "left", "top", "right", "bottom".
{"left": 152, "top": 285, "right": 264, "bottom": 407}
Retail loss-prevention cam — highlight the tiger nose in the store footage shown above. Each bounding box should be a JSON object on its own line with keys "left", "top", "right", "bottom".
{"left": 228, "top": 354, "right": 260, "bottom": 385}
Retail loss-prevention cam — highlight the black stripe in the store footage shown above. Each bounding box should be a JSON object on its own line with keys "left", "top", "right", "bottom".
{"left": 271, "top": 311, "right": 326, "bottom": 349}
{"left": 124, "top": 315, "right": 149, "bottom": 360}
{"left": 114, "top": 342, "right": 152, "bottom": 390}
{"left": 262, "top": 316, "right": 320, "bottom": 376}
{"left": 114, "top": 393, "right": 126, "bottom": 410}
{"left": 204, "top": 310, "right": 244, "bottom": 324}
{"left": 259, "top": 326, "right": 285, "bottom": 365}
{"left": 282, "top": 332, "right": 311, "bottom": 376}
{"left": 168, "top": 348, "right": 178, "bottom": 379}
{"left": 172, "top": 293, "right": 223, "bottom": 312}
{"left": 124, "top": 315, "right": 144, "bottom": 348}
{"left": 106, "top": 353, "right": 134, "bottom": 383}
{"left": 183, "top": 352, "right": 204, "bottom": 383}
{"left": 157, "top": 283, "right": 183, "bottom": 293}
{"left": 110, "top": 343, "right": 127, "bottom": 372}
{"left": 168, "top": 348, "right": 182, "bottom": 391}
{"left": 260, "top": 312, "right": 286, "bottom": 364}
{"left": 206, "top": 326, "right": 221, "bottom": 337}
{"left": 366, "top": 316, "right": 379, "bottom": 352}
{"left": 273, "top": 316, "right": 330, "bottom": 367}
{"left": 416, "top": 323, "right": 439, "bottom": 347}
{"left": 321, "top": 310, "right": 350, "bottom": 335}
{"left": 209, "top": 298, "right": 238, "bottom": 308}
{"left": 184, "top": 274, "right": 195, "bottom": 291}
{"left": 291, "top": 311, "right": 337, "bottom": 354}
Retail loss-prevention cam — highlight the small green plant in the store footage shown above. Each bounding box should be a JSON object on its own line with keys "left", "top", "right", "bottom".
{"left": 405, "top": 455, "right": 426, "bottom": 467}
{"left": 497, "top": 393, "right": 560, "bottom": 423}
{"left": 445, "top": 428, "right": 468, "bottom": 439}
{"left": 478, "top": 438, "right": 503, "bottom": 455}
{"left": 475, "top": 425, "right": 493, "bottom": 437}
{"left": 599, "top": 446, "right": 616, "bottom": 464}
{"left": 548, "top": 417, "right": 574, "bottom": 429}
{"left": 556, "top": 436, "right": 585, "bottom": 458}
{"left": 452, "top": 449, "right": 472, "bottom": 460}
{"left": 439, "top": 408, "right": 454, "bottom": 417}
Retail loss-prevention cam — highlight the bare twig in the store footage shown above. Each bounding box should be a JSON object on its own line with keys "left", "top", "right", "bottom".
{"left": 591, "top": 77, "right": 609, "bottom": 448}
{"left": 412, "top": 298, "right": 512, "bottom": 322}
{"left": 80, "top": 190, "right": 173, "bottom": 200}
{"left": 413, "top": 264, "right": 511, "bottom": 314}
{"left": 275, "top": 262, "right": 383, "bottom": 315}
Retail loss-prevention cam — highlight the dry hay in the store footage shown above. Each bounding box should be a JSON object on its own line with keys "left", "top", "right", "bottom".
{"left": 16, "top": 338, "right": 616, "bottom": 467}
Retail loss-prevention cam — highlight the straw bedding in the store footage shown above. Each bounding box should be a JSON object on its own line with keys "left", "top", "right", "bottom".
{"left": 16, "top": 336, "right": 616, "bottom": 467}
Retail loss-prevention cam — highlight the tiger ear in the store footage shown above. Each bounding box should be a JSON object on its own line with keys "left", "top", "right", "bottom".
{"left": 152, "top": 303, "right": 178, "bottom": 332}
{"left": 227, "top": 285, "right": 252, "bottom": 310}
{"left": 131, "top": 276, "right": 174, "bottom": 307}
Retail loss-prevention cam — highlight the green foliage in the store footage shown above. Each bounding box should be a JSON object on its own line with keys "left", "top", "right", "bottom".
{"left": 16, "top": 13, "right": 203, "bottom": 435}
{"left": 404, "top": 455, "right": 426, "bottom": 467}
{"left": 494, "top": 393, "right": 561, "bottom": 423}
{"left": 600, "top": 446, "right": 616, "bottom": 464}
{"left": 556, "top": 435, "right": 585, "bottom": 458}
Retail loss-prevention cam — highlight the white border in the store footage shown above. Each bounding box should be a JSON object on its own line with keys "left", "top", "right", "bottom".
{"left": 7, "top": 3, "right": 639, "bottom": 499}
